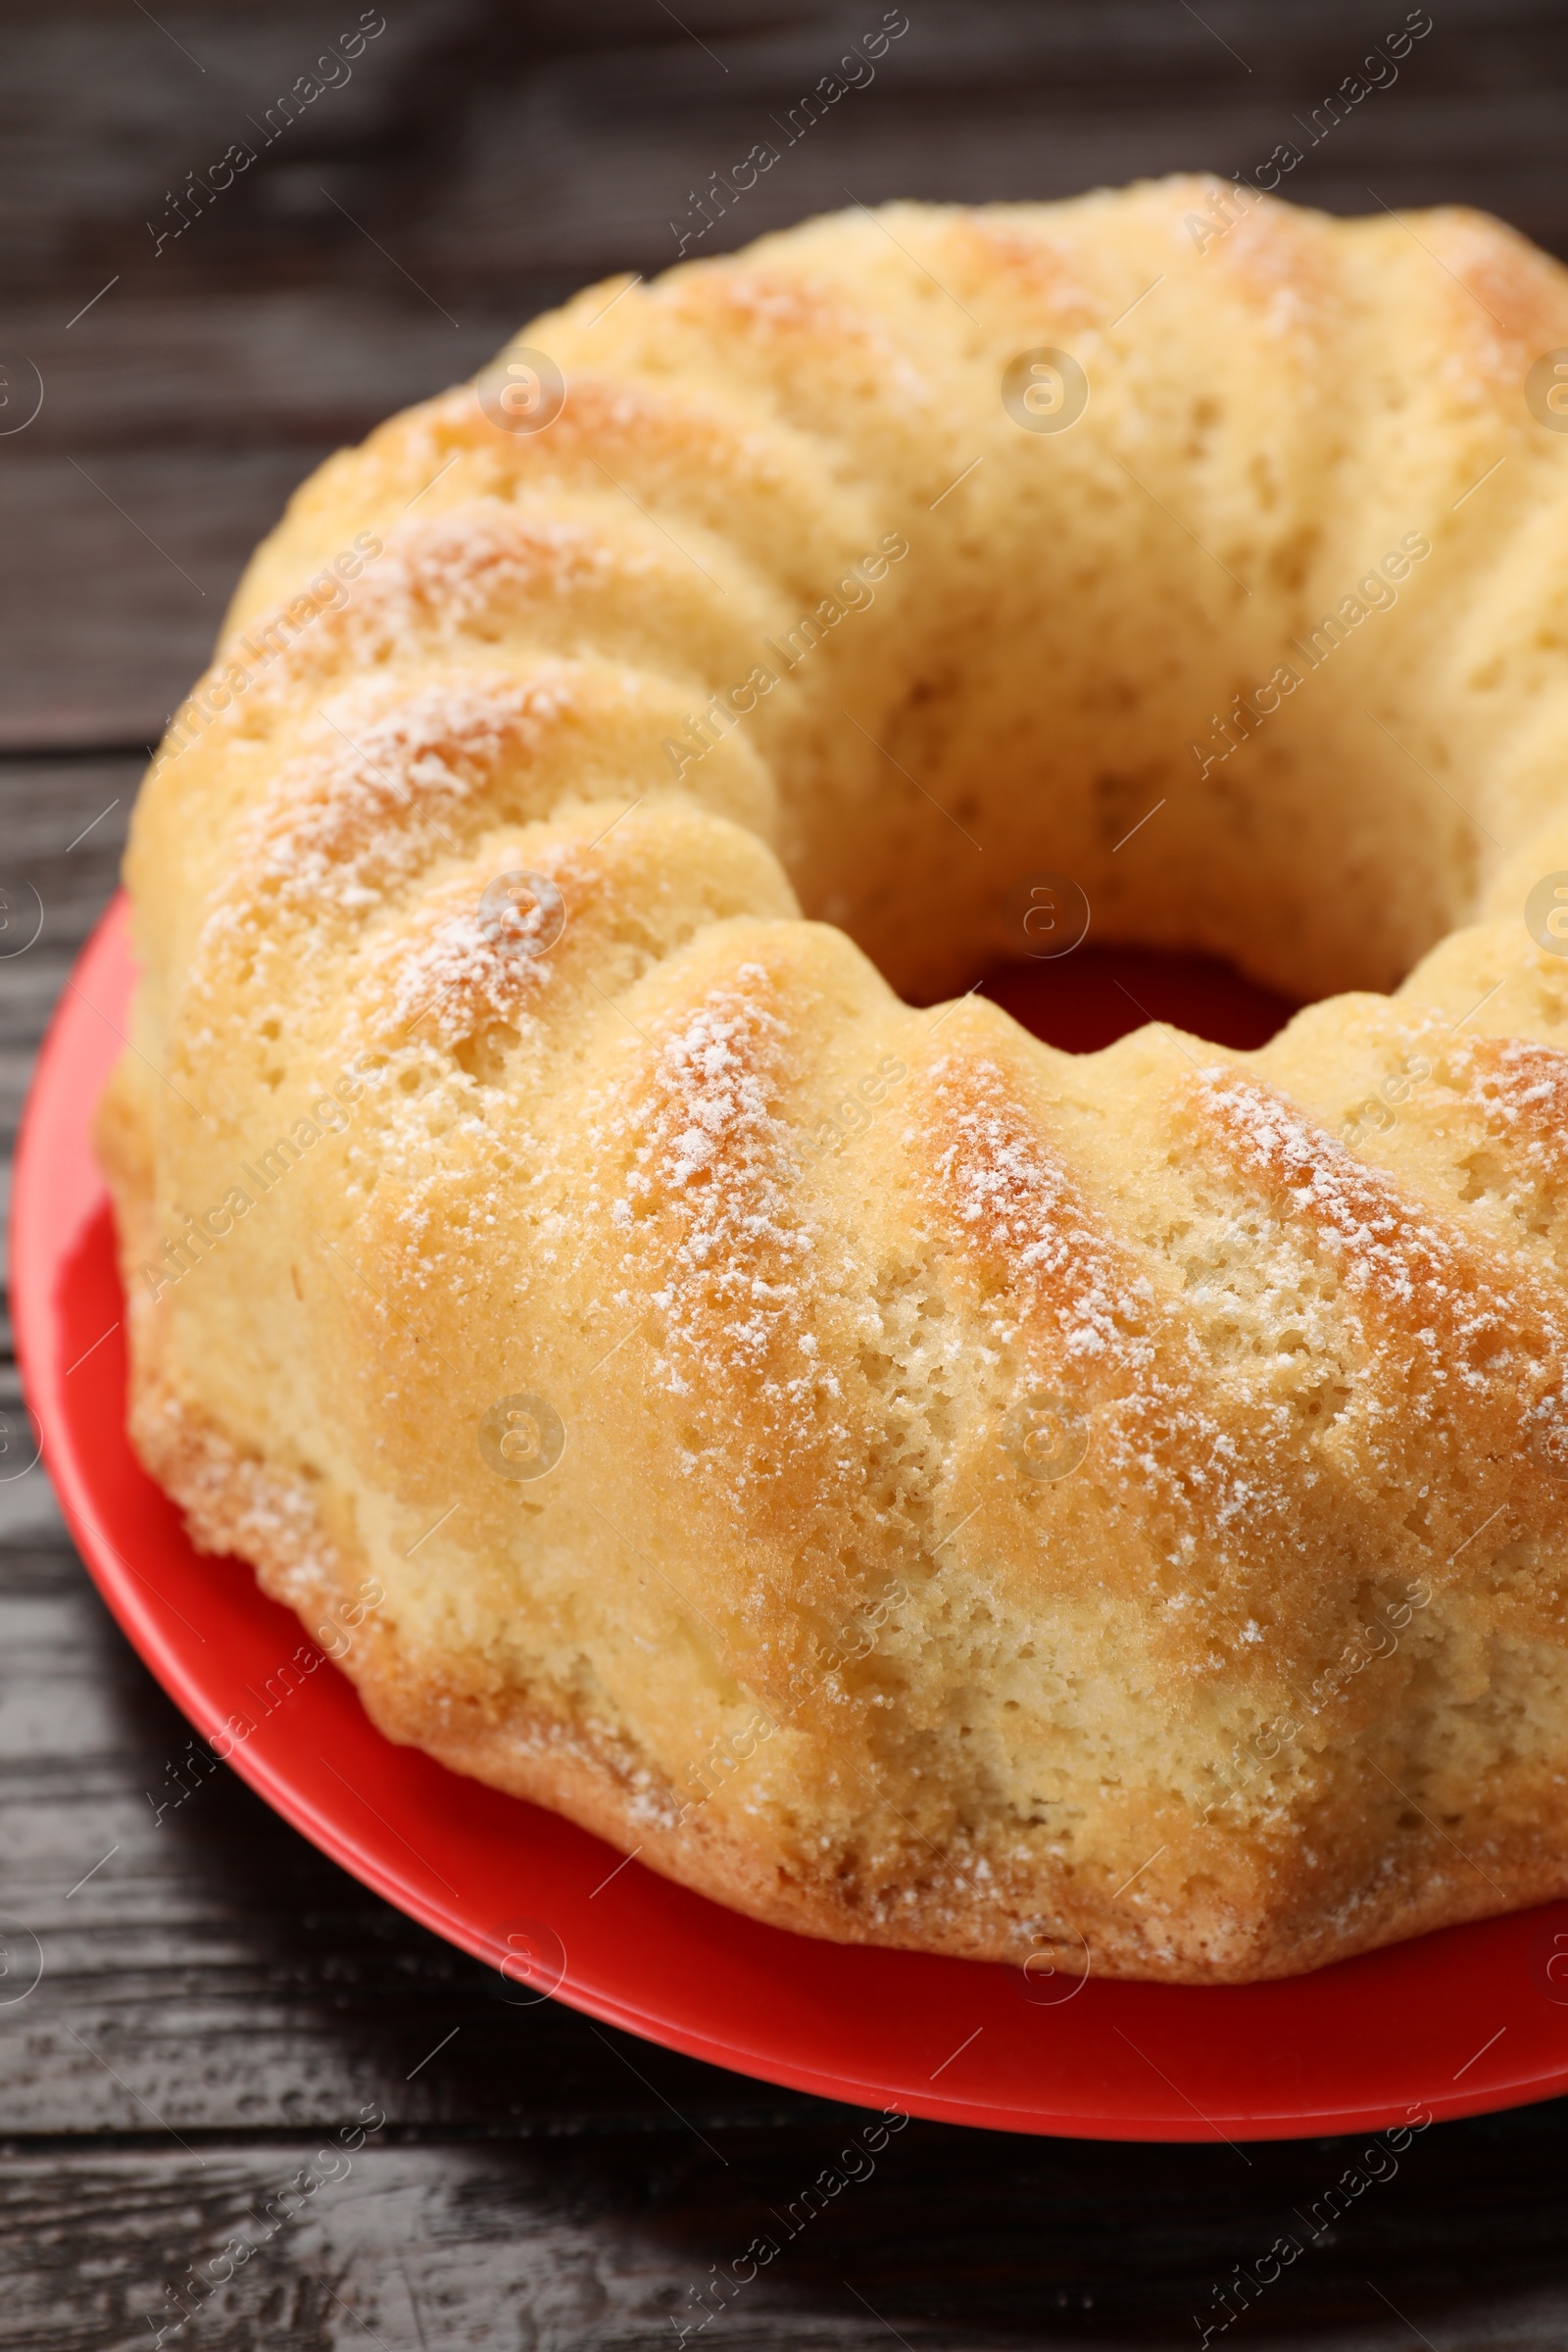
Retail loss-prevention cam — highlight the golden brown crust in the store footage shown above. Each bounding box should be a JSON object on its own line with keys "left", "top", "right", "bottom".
{"left": 100, "top": 180, "right": 1568, "bottom": 1982}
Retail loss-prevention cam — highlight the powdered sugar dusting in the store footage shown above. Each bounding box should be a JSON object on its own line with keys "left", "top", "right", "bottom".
{"left": 306, "top": 506, "right": 659, "bottom": 683}
{"left": 604, "top": 969, "right": 836, "bottom": 1488}
{"left": 134, "top": 1382, "right": 341, "bottom": 1613}
{"left": 920, "top": 1053, "right": 1291, "bottom": 1562}
{"left": 1444, "top": 1033, "right": 1568, "bottom": 1185}
{"left": 373, "top": 849, "right": 581, "bottom": 1051}
{"left": 1198, "top": 1064, "right": 1555, "bottom": 1389}
{"left": 925, "top": 1052, "right": 1156, "bottom": 1372}
{"left": 196, "top": 674, "right": 575, "bottom": 963}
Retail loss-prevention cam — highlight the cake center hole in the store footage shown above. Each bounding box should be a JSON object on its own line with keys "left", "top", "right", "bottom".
{"left": 970, "top": 945, "right": 1300, "bottom": 1055}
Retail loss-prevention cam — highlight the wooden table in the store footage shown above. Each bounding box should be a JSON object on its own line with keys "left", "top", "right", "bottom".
{"left": 6, "top": 5, "right": 1568, "bottom": 2341}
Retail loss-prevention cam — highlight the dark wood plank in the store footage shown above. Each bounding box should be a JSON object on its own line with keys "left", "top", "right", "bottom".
{"left": 0, "top": 758, "right": 135, "bottom": 1140}
{"left": 7, "top": 0, "right": 1568, "bottom": 301}
{"left": 0, "top": 752, "right": 133, "bottom": 1515}
{"left": 0, "top": 757, "right": 134, "bottom": 1540}
{"left": 0, "top": 451, "right": 342, "bottom": 751}
{"left": 11, "top": 2104, "right": 1568, "bottom": 2348}
{"left": 7, "top": 297, "right": 511, "bottom": 453}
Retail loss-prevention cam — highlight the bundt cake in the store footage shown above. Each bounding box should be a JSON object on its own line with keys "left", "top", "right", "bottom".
{"left": 98, "top": 176, "right": 1568, "bottom": 1983}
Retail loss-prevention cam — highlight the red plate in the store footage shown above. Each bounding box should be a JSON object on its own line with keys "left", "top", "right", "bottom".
{"left": 16, "top": 898, "right": 1568, "bottom": 2140}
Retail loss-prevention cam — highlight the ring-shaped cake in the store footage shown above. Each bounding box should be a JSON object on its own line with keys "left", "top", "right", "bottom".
{"left": 99, "top": 178, "right": 1568, "bottom": 1982}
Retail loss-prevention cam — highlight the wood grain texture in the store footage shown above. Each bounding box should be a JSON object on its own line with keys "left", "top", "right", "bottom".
{"left": 7, "top": 3, "right": 1568, "bottom": 2343}
{"left": 10, "top": 2125, "right": 1568, "bottom": 2352}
